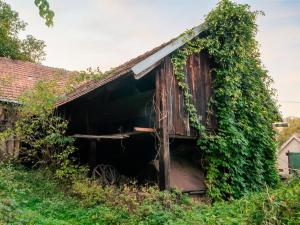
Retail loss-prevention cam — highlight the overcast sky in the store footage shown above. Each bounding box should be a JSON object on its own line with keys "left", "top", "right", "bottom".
{"left": 6, "top": 0, "right": 300, "bottom": 118}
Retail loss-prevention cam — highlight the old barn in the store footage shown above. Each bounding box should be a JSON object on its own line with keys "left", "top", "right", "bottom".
{"left": 57, "top": 25, "right": 214, "bottom": 193}
{"left": 1, "top": 24, "right": 214, "bottom": 193}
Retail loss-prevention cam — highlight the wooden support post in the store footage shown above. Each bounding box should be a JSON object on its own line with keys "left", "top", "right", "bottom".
{"left": 88, "top": 140, "right": 97, "bottom": 170}
{"left": 156, "top": 65, "right": 170, "bottom": 190}
{"left": 86, "top": 107, "right": 97, "bottom": 170}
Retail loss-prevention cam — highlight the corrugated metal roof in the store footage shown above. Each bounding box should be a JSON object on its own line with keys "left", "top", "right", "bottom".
{"left": 132, "top": 24, "right": 204, "bottom": 79}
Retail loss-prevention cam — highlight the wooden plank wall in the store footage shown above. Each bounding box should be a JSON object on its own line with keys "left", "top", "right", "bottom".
{"left": 186, "top": 52, "right": 215, "bottom": 130}
{"left": 156, "top": 52, "right": 214, "bottom": 137}
{"left": 0, "top": 104, "right": 19, "bottom": 158}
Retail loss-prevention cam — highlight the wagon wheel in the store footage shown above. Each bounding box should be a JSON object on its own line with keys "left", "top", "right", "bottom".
{"left": 92, "top": 164, "right": 120, "bottom": 185}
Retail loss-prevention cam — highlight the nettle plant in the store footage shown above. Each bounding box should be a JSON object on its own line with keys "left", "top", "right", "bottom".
{"left": 171, "top": 0, "right": 280, "bottom": 200}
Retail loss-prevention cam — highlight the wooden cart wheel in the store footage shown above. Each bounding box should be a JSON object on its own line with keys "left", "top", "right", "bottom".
{"left": 92, "top": 164, "right": 119, "bottom": 185}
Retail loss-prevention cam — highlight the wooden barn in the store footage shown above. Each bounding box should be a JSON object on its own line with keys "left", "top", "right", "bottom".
{"left": 57, "top": 25, "right": 215, "bottom": 193}
{"left": 0, "top": 24, "right": 215, "bottom": 193}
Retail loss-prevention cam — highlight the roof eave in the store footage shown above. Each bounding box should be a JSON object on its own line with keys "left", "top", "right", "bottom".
{"left": 0, "top": 98, "right": 20, "bottom": 105}
{"left": 279, "top": 134, "right": 300, "bottom": 153}
{"left": 131, "top": 24, "right": 205, "bottom": 79}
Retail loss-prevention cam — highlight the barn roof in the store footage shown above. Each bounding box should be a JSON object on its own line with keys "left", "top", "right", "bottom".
{"left": 57, "top": 24, "right": 204, "bottom": 106}
{"left": 0, "top": 24, "right": 204, "bottom": 106}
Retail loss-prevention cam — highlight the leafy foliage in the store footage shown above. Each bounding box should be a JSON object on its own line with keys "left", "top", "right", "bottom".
{"left": 34, "top": 0, "right": 54, "bottom": 27}
{"left": 0, "top": 163, "right": 299, "bottom": 225}
{"left": 0, "top": 78, "right": 87, "bottom": 181}
{"left": 20, "top": 35, "right": 46, "bottom": 62}
{"left": 0, "top": 0, "right": 46, "bottom": 62}
{"left": 66, "top": 67, "right": 105, "bottom": 92}
{"left": 277, "top": 117, "right": 300, "bottom": 145}
{"left": 172, "top": 0, "right": 280, "bottom": 200}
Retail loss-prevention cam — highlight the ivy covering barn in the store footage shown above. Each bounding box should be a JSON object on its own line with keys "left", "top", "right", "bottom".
{"left": 1, "top": 0, "right": 281, "bottom": 201}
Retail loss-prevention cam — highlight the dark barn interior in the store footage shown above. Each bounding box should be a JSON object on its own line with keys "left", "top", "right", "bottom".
{"left": 60, "top": 71, "right": 160, "bottom": 183}
{"left": 57, "top": 26, "right": 215, "bottom": 192}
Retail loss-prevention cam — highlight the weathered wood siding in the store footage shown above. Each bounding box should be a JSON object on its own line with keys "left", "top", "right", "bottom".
{"left": 0, "top": 104, "right": 19, "bottom": 158}
{"left": 156, "top": 52, "right": 214, "bottom": 136}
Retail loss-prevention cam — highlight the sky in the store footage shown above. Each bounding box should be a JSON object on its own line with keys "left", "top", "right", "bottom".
{"left": 5, "top": 0, "right": 300, "bottom": 118}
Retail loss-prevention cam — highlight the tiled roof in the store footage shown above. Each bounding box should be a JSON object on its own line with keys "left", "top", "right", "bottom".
{"left": 0, "top": 24, "right": 203, "bottom": 106}
{"left": 0, "top": 57, "right": 76, "bottom": 103}
{"left": 0, "top": 40, "right": 172, "bottom": 106}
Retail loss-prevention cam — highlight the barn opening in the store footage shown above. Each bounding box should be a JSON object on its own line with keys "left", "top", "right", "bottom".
{"left": 57, "top": 24, "right": 214, "bottom": 192}
{"left": 59, "top": 70, "right": 160, "bottom": 183}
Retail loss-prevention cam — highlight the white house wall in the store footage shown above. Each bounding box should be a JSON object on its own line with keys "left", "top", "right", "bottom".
{"left": 278, "top": 138, "right": 300, "bottom": 175}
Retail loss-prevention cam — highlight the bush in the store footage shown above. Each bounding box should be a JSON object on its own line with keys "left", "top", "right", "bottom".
{"left": 0, "top": 78, "right": 88, "bottom": 182}
{"left": 71, "top": 178, "right": 192, "bottom": 212}
{"left": 0, "top": 163, "right": 299, "bottom": 225}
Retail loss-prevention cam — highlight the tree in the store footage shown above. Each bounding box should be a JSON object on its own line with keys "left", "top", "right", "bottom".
{"left": 34, "top": 0, "right": 54, "bottom": 27}
{"left": 278, "top": 117, "right": 300, "bottom": 145}
{"left": 0, "top": 0, "right": 46, "bottom": 62}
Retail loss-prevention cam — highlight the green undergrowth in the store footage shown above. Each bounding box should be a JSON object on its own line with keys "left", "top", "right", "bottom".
{"left": 171, "top": 0, "right": 280, "bottom": 200}
{"left": 0, "top": 163, "right": 299, "bottom": 225}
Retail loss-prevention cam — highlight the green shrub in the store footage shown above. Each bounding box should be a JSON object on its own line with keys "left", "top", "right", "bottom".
{"left": 71, "top": 178, "right": 191, "bottom": 212}
{"left": 0, "top": 78, "right": 88, "bottom": 182}
{"left": 0, "top": 163, "right": 298, "bottom": 225}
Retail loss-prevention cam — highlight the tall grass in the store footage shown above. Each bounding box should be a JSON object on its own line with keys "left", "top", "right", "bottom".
{"left": 0, "top": 163, "right": 299, "bottom": 225}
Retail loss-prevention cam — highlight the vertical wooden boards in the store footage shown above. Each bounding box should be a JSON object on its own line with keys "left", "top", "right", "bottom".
{"left": 186, "top": 52, "right": 213, "bottom": 128}
{"left": 154, "top": 52, "right": 215, "bottom": 189}
{"left": 157, "top": 53, "right": 214, "bottom": 137}
{"left": 156, "top": 66, "right": 170, "bottom": 190}
{"left": 0, "top": 104, "right": 20, "bottom": 158}
{"left": 164, "top": 57, "right": 190, "bottom": 136}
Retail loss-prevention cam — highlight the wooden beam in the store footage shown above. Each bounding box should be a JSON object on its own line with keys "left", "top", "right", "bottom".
{"left": 133, "top": 127, "right": 155, "bottom": 133}
{"left": 72, "top": 128, "right": 155, "bottom": 141}
{"left": 157, "top": 66, "right": 170, "bottom": 190}
{"left": 73, "top": 134, "right": 129, "bottom": 140}
{"left": 169, "top": 134, "right": 197, "bottom": 140}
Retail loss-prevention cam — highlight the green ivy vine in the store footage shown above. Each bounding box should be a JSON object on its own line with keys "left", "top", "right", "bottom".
{"left": 171, "top": 0, "right": 280, "bottom": 200}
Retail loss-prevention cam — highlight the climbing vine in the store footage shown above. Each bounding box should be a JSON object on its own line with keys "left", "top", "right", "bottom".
{"left": 171, "top": 34, "right": 206, "bottom": 133}
{"left": 171, "top": 0, "right": 280, "bottom": 200}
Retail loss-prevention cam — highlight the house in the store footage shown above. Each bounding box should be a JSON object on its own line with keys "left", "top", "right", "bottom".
{"left": 278, "top": 134, "right": 300, "bottom": 175}
{"left": 0, "top": 57, "right": 75, "bottom": 158}
{"left": 1, "top": 24, "right": 214, "bottom": 193}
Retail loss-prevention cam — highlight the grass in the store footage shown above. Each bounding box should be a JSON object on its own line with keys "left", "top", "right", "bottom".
{"left": 0, "top": 163, "right": 299, "bottom": 225}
